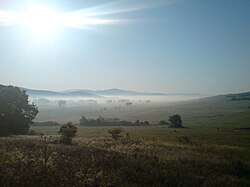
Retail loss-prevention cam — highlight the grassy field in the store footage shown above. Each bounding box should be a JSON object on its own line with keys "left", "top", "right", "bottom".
{"left": 1, "top": 95, "right": 250, "bottom": 186}
{"left": 31, "top": 124, "right": 250, "bottom": 146}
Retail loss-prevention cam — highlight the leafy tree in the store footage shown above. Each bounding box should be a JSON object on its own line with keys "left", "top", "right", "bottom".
{"left": 58, "top": 122, "right": 77, "bottom": 145}
{"left": 168, "top": 114, "right": 183, "bottom": 128}
{"left": 0, "top": 85, "right": 38, "bottom": 136}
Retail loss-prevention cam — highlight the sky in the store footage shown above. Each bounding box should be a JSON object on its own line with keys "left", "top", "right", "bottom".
{"left": 0, "top": 0, "right": 249, "bottom": 94}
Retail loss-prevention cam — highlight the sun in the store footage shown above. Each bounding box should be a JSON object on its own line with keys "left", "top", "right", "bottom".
{"left": 22, "top": 6, "right": 61, "bottom": 36}
{"left": 0, "top": 3, "right": 122, "bottom": 38}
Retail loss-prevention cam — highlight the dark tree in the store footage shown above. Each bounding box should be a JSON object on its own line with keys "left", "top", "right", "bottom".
{"left": 168, "top": 114, "right": 183, "bottom": 128}
{"left": 0, "top": 85, "right": 38, "bottom": 136}
{"left": 58, "top": 122, "right": 77, "bottom": 145}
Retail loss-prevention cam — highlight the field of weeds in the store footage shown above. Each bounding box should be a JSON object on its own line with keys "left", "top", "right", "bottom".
{"left": 1, "top": 126, "right": 250, "bottom": 187}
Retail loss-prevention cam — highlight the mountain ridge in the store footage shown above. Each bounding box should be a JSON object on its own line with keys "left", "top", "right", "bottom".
{"left": 21, "top": 87, "right": 208, "bottom": 98}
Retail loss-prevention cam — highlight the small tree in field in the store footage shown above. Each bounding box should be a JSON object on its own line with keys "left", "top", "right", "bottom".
{"left": 168, "top": 114, "right": 183, "bottom": 128}
{"left": 58, "top": 122, "right": 77, "bottom": 145}
{"left": 108, "top": 128, "right": 123, "bottom": 140}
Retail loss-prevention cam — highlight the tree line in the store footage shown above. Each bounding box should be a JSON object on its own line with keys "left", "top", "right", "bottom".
{"left": 80, "top": 116, "right": 150, "bottom": 126}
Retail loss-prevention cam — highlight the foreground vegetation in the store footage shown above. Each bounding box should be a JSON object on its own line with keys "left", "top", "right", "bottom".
{"left": 1, "top": 125, "right": 250, "bottom": 187}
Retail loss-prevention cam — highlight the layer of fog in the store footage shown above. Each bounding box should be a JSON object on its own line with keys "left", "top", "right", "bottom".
{"left": 31, "top": 95, "right": 203, "bottom": 108}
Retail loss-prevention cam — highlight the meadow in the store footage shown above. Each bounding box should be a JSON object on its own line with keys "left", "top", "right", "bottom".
{"left": 1, "top": 0, "right": 249, "bottom": 186}
{"left": 1, "top": 94, "right": 250, "bottom": 186}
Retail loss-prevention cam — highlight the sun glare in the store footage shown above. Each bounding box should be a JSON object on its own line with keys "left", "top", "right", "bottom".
{"left": 0, "top": 2, "right": 135, "bottom": 38}
{"left": 22, "top": 6, "right": 61, "bottom": 36}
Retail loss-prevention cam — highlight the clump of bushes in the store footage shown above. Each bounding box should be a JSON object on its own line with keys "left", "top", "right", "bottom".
{"left": 58, "top": 122, "right": 77, "bottom": 145}
{"left": 159, "top": 120, "right": 170, "bottom": 126}
{"left": 80, "top": 116, "right": 150, "bottom": 126}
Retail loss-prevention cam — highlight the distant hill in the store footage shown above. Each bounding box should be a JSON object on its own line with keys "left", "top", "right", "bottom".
{"left": 22, "top": 88, "right": 101, "bottom": 98}
{"left": 23, "top": 88, "right": 63, "bottom": 96}
{"left": 93, "top": 89, "right": 207, "bottom": 96}
{"left": 94, "top": 88, "right": 145, "bottom": 96}
{"left": 226, "top": 92, "right": 250, "bottom": 101}
{"left": 62, "top": 88, "right": 207, "bottom": 97}
{"left": 19, "top": 87, "right": 207, "bottom": 98}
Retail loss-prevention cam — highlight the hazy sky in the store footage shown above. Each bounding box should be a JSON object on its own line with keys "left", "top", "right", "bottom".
{"left": 0, "top": 0, "right": 249, "bottom": 94}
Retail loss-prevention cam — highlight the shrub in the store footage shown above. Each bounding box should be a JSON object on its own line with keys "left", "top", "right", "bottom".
{"left": 159, "top": 120, "right": 170, "bottom": 126}
{"left": 28, "top": 130, "right": 44, "bottom": 136}
{"left": 108, "top": 128, "right": 123, "bottom": 140}
{"left": 142, "top": 121, "right": 150, "bottom": 126}
{"left": 58, "top": 122, "right": 77, "bottom": 145}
